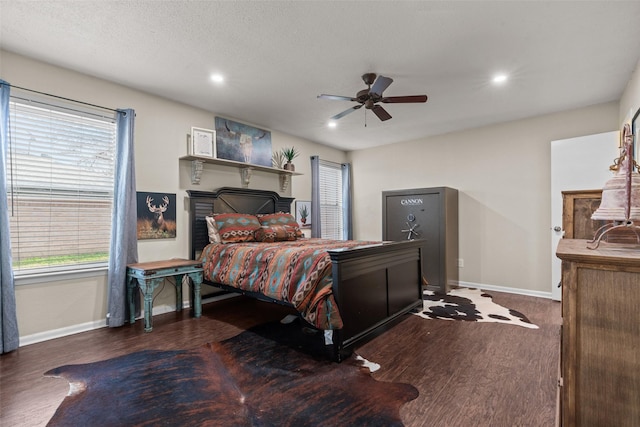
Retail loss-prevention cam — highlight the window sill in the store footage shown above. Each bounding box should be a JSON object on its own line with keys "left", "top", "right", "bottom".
{"left": 15, "top": 265, "right": 108, "bottom": 286}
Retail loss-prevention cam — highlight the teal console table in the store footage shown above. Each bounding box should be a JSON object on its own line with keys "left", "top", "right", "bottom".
{"left": 126, "top": 259, "right": 203, "bottom": 332}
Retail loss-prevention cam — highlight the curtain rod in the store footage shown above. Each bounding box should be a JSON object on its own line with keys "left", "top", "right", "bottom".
{"left": 5, "top": 83, "right": 119, "bottom": 114}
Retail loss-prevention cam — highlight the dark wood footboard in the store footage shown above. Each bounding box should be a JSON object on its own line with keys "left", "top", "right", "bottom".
{"left": 328, "top": 240, "right": 424, "bottom": 361}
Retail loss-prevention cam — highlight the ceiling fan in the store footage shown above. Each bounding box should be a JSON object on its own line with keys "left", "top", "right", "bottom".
{"left": 318, "top": 73, "right": 428, "bottom": 122}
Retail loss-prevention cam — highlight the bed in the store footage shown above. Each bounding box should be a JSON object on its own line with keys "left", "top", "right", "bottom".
{"left": 188, "top": 187, "right": 424, "bottom": 362}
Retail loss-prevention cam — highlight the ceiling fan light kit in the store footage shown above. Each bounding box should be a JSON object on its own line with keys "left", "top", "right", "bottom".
{"left": 318, "top": 73, "right": 428, "bottom": 123}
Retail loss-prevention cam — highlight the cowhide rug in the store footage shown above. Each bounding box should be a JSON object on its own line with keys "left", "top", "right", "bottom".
{"left": 414, "top": 287, "right": 539, "bottom": 329}
{"left": 44, "top": 320, "right": 418, "bottom": 426}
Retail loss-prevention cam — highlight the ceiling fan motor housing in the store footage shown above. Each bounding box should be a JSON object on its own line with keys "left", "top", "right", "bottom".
{"left": 357, "top": 89, "right": 381, "bottom": 107}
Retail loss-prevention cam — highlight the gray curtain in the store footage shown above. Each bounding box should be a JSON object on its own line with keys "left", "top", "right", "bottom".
{"left": 106, "top": 109, "right": 138, "bottom": 327}
{"left": 341, "top": 162, "right": 353, "bottom": 240}
{"left": 0, "top": 80, "right": 19, "bottom": 353}
{"left": 310, "top": 155, "right": 321, "bottom": 238}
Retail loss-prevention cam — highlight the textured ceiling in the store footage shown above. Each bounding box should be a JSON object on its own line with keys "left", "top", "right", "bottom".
{"left": 2, "top": 1, "right": 640, "bottom": 151}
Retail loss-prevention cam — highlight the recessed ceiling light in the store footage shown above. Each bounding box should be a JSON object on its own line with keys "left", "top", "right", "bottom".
{"left": 210, "top": 73, "right": 224, "bottom": 84}
{"left": 492, "top": 73, "right": 508, "bottom": 85}
{"left": 328, "top": 121, "right": 337, "bottom": 128}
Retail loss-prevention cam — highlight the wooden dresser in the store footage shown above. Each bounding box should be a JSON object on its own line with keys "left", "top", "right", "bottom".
{"left": 556, "top": 239, "right": 640, "bottom": 426}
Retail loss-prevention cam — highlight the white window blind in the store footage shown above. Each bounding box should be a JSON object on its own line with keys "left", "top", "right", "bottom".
{"left": 319, "top": 161, "right": 343, "bottom": 240}
{"left": 6, "top": 99, "right": 117, "bottom": 274}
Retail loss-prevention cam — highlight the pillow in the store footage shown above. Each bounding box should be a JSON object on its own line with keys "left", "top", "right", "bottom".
{"left": 257, "top": 212, "right": 303, "bottom": 238}
{"left": 205, "top": 216, "right": 221, "bottom": 244}
{"left": 213, "top": 213, "right": 261, "bottom": 243}
{"left": 254, "top": 224, "right": 298, "bottom": 243}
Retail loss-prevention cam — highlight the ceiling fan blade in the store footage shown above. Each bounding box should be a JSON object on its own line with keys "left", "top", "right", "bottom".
{"left": 381, "top": 95, "right": 428, "bottom": 103}
{"left": 372, "top": 105, "right": 392, "bottom": 121}
{"left": 318, "top": 94, "right": 357, "bottom": 102}
{"left": 331, "top": 104, "right": 363, "bottom": 120}
{"left": 370, "top": 75, "right": 393, "bottom": 96}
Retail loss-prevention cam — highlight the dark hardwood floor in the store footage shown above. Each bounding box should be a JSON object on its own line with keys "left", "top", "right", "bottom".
{"left": 0, "top": 290, "right": 561, "bottom": 427}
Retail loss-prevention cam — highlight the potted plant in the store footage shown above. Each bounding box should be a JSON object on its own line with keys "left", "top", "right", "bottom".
{"left": 281, "top": 147, "right": 299, "bottom": 171}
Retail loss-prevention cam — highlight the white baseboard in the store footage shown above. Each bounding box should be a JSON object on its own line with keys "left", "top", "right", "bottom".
{"left": 19, "top": 293, "right": 239, "bottom": 348}
{"left": 457, "top": 280, "right": 554, "bottom": 300}
{"left": 19, "top": 284, "right": 547, "bottom": 348}
{"left": 202, "top": 292, "right": 238, "bottom": 305}
{"left": 20, "top": 319, "right": 108, "bottom": 347}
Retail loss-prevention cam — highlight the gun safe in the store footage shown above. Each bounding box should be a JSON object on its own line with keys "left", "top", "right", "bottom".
{"left": 382, "top": 187, "right": 458, "bottom": 294}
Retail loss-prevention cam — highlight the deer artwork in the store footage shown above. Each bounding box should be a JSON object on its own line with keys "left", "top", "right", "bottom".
{"left": 146, "top": 195, "right": 170, "bottom": 231}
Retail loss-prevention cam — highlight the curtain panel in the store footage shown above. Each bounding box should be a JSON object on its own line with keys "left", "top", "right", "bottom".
{"left": 106, "top": 109, "right": 138, "bottom": 327}
{"left": 341, "top": 162, "right": 353, "bottom": 240}
{"left": 310, "top": 156, "right": 321, "bottom": 238}
{"left": 0, "top": 80, "right": 19, "bottom": 353}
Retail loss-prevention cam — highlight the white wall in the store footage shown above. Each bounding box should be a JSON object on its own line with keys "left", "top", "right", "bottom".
{"left": 1, "top": 50, "right": 346, "bottom": 340}
{"left": 348, "top": 102, "right": 619, "bottom": 295}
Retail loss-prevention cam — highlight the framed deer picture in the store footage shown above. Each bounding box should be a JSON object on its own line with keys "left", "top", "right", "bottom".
{"left": 136, "top": 192, "right": 177, "bottom": 239}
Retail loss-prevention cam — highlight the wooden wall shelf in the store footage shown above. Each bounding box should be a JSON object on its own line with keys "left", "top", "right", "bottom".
{"left": 179, "top": 156, "right": 302, "bottom": 191}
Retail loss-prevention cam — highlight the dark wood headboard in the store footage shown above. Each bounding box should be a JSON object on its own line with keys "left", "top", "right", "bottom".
{"left": 187, "top": 187, "right": 294, "bottom": 259}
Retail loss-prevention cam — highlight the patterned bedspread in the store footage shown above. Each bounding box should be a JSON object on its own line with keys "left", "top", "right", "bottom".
{"left": 199, "top": 238, "right": 380, "bottom": 330}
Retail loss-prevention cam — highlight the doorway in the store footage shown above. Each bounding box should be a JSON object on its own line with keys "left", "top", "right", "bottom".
{"left": 550, "top": 131, "right": 619, "bottom": 300}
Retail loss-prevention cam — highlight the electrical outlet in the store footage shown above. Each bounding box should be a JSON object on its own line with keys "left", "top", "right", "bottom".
{"left": 457, "top": 258, "right": 464, "bottom": 268}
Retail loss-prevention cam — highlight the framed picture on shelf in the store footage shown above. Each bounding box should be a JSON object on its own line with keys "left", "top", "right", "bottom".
{"left": 189, "top": 127, "right": 216, "bottom": 158}
{"left": 295, "top": 200, "right": 311, "bottom": 228}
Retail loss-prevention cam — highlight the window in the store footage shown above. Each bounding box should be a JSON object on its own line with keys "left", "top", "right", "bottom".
{"left": 5, "top": 98, "right": 117, "bottom": 275}
{"left": 311, "top": 156, "right": 352, "bottom": 240}
{"left": 318, "top": 161, "right": 344, "bottom": 240}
